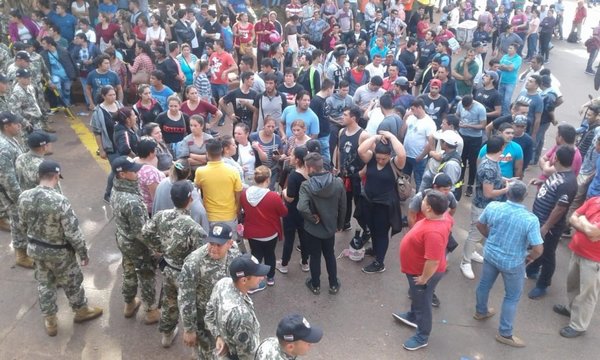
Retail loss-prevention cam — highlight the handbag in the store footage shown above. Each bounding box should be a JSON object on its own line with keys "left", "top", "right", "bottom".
{"left": 390, "top": 157, "right": 412, "bottom": 202}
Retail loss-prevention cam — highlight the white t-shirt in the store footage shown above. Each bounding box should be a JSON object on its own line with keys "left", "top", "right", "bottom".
{"left": 404, "top": 114, "right": 436, "bottom": 159}
{"left": 237, "top": 143, "right": 256, "bottom": 183}
{"left": 365, "top": 63, "right": 385, "bottom": 79}
{"left": 75, "top": 28, "right": 96, "bottom": 44}
{"left": 365, "top": 107, "right": 384, "bottom": 136}
{"left": 146, "top": 26, "right": 166, "bottom": 43}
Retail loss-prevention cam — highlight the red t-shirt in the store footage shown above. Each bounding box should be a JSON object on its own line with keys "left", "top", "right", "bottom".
{"left": 569, "top": 197, "right": 600, "bottom": 262}
{"left": 181, "top": 100, "right": 219, "bottom": 119}
{"left": 400, "top": 217, "right": 453, "bottom": 275}
{"left": 209, "top": 51, "right": 235, "bottom": 85}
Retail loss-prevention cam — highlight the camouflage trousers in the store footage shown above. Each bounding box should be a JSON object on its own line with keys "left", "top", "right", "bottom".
{"left": 34, "top": 252, "right": 87, "bottom": 316}
{"left": 159, "top": 266, "right": 180, "bottom": 334}
{"left": 194, "top": 314, "right": 216, "bottom": 360}
{"left": 7, "top": 206, "right": 26, "bottom": 250}
{"left": 117, "top": 241, "right": 157, "bottom": 308}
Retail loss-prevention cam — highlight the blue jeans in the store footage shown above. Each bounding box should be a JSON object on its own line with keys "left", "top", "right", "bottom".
{"left": 79, "top": 77, "right": 91, "bottom": 106}
{"left": 210, "top": 84, "right": 228, "bottom": 102}
{"left": 403, "top": 157, "right": 427, "bottom": 191}
{"left": 476, "top": 260, "right": 525, "bottom": 337}
{"left": 533, "top": 121, "right": 551, "bottom": 164}
{"left": 51, "top": 75, "right": 72, "bottom": 106}
{"left": 498, "top": 82, "right": 516, "bottom": 116}
{"left": 318, "top": 135, "right": 331, "bottom": 165}
{"left": 526, "top": 33, "right": 538, "bottom": 59}
{"left": 404, "top": 272, "right": 444, "bottom": 342}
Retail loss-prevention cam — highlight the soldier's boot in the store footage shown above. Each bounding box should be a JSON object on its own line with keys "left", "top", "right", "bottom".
{"left": 0, "top": 217, "right": 10, "bottom": 231}
{"left": 161, "top": 326, "right": 179, "bottom": 348}
{"left": 44, "top": 315, "right": 58, "bottom": 337}
{"left": 73, "top": 306, "right": 103, "bottom": 323}
{"left": 124, "top": 297, "right": 141, "bottom": 318}
{"left": 15, "top": 249, "right": 34, "bottom": 269}
{"left": 144, "top": 307, "right": 160, "bottom": 325}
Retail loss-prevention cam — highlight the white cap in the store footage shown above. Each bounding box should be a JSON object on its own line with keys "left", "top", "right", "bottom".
{"left": 434, "top": 130, "right": 462, "bottom": 147}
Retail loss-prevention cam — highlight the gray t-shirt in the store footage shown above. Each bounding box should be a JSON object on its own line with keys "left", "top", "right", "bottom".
{"left": 409, "top": 189, "right": 457, "bottom": 213}
{"left": 457, "top": 101, "right": 487, "bottom": 138}
{"left": 152, "top": 178, "right": 210, "bottom": 231}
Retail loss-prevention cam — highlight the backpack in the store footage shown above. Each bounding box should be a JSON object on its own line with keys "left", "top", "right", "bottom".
{"left": 567, "top": 30, "right": 579, "bottom": 43}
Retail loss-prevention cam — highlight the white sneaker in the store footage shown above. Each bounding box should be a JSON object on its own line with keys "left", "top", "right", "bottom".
{"left": 471, "top": 252, "right": 484, "bottom": 264}
{"left": 460, "top": 263, "right": 475, "bottom": 279}
{"left": 301, "top": 262, "right": 310, "bottom": 272}
{"left": 276, "top": 260, "right": 288, "bottom": 274}
{"left": 161, "top": 326, "right": 178, "bottom": 348}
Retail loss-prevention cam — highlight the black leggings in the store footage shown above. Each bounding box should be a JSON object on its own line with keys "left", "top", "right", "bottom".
{"left": 366, "top": 202, "right": 391, "bottom": 265}
{"left": 248, "top": 237, "right": 277, "bottom": 279}
{"left": 305, "top": 232, "right": 338, "bottom": 288}
{"left": 460, "top": 135, "right": 482, "bottom": 187}
{"left": 281, "top": 213, "right": 309, "bottom": 266}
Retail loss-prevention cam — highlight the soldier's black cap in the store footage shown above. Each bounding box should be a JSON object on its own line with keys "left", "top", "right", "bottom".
{"left": 0, "top": 74, "right": 7, "bottom": 83}
{"left": 111, "top": 156, "right": 143, "bottom": 173}
{"left": 38, "top": 159, "right": 63, "bottom": 178}
{"left": 229, "top": 254, "right": 270, "bottom": 280}
{"left": 207, "top": 222, "right": 233, "bottom": 245}
{"left": 276, "top": 314, "right": 323, "bottom": 343}
{"left": 15, "top": 68, "right": 31, "bottom": 78}
{"left": 15, "top": 51, "right": 31, "bottom": 62}
{"left": 27, "top": 131, "right": 57, "bottom": 148}
{"left": 0, "top": 112, "right": 21, "bottom": 125}
{"left": 170, "top": 180, "right": 193, "bottom": 207}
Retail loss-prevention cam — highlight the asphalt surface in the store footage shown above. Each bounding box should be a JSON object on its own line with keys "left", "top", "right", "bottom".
{"left": 2, "top": 4, "right": 600, "bottom": 360}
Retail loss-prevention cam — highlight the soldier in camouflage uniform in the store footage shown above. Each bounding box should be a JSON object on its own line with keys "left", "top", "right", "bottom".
{"left": 254, "top": 314, "right": 323, "bottom": 360}
{"left": 0, "top": 75, "right": 10, "bottom": 231}
{"left": 6, "top": 51, "right": 32, "bottom": 83}
{"left": 0, "top": 111, "right": 33, "bottom": 268}
{"left": 205, "top": 254, "right": 268, "bottom": 360}
{"left": 110, "top": 156, "right": 160, "bottom": 324}
{"left": 178, "top": 223, "right": 241, "bottom": 359}
{"left": 16, "top": 131, "right": 60, "bottom": 193}
{"left": 10, "top": 68, "right": 54, "bottom": 133}
{"left": 142, "top": 180, "right": 207, "bottom": 348}
{"left": 0, "top": 43, "right": 10, "bottom": 72}
{"left": 18, "top": 40, "right": 52, "bottom": 116}
{"left": 17, "top": 160, "right": 103, "bottom": 336}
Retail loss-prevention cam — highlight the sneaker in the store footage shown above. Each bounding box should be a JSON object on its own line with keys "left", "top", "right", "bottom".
{"left": 402, "top": 336, "right": 428, "bottom": 351}
{"left": 528, "top": 286, "right": 547, "bottom": 299}
{"left": 275, "top": 260, "right": 288, "bottom": 274}
{"left": 465, "top": 186, "right": 473, "bottom": 197}
{"left": 471, "top": 252, "right": 484, "bottom": 264}
{"left": 553, "top": 304, "right": 571, "bottom": 317}
{"left": 295, "top": 245, "right": 302, "bottom": 252}
{"left": 560, "top": 326, "right": 585, "bottom": 338}
{"left": 526, "top": 271, "right": 539, "bottom": 280}
{"left": 161, "top": 326, "right": 179, "bottom": 348}
{"left": 248, "top": 280, "right": 267, "bottom": 294}
{"left": 361, "top": 229, "right": 372, "bottom": 242}
{"left": 586, "top": 69, "right": 596, "bottom": 75}
{"left": 495, "top": 334, "right": 526, "bottom": 347}
{"left": 460, "top": 262, "right": 475, "bottom": 279}
{"left": 432, "top": 293, "right": 440, "bottom": 307}
{"left": 103, "top": 194, "right": 111, "bottom": 204}
{"left": 365, "top": 247, "right": 375, "bottom": 257}
{"left": 301, "top": 262, "right": 310, "bottom": 272}
{"left": 474, "top": 307, "right": 496, "bottom": 320}
{"left": 362, "top": 260, "right": 386, "bottom": 274}
{"left": 266, "top": 277, "right": 275, "bottom": 286}
{"left": 329, "top": 279, "right": 341, "bottom": 295}
{"left": 305, "top": 278, "right": 320, "bottom": 295}
{"left": 342, "top": 223, "right": 352, "bottom": 231}
{"left": 392, "top": 312, "right": 417, "bottom": 328}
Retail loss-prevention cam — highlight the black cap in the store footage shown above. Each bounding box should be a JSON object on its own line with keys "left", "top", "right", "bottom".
{"left": 27, "top": 131, "right": 57, "bottom": 148}
{"left": 276, "top": 314, "right": 323, "bottom": 343}
{"left": 38, "top": 159, "right": 63, "bottom": 178}
{"left": 0, "top": 74, "right": 8, "bottom": 83}
{"left": 0, "top": 112, "right": 21, "bottom": 125}
{"left": 432, "top": 173, "right": 453, "bottom": 188}
{"left": 207, "top": 222, "right": 234, "bottom": 245}
{"left": 170, "top": 180, "right": 193, "bottom": 205}
{"left": 111, "top": 156, "right": 143, "bottom": 173}
{"left": 15, "top": 68, "right": 31, "bottom": 78}
{"left": 15, "top": 51, "right": 30, "bottom": 62}
{"left": 229, "top": 254, "right": 270, "bottom": 280}
{"left": 21, "top": 39, "right": 36, "bottom": 47}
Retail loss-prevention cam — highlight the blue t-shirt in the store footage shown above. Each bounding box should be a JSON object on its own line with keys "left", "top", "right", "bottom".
{"left": 98, "top": 3, "right": 118, "bottom": 15}
{"left": 86, "top": 70, "right": 121, "bottom": 102}
{"left": 151, "top": 86, "right": 175, "bottom": 111}
{"left": 516, "top": 91, "right": 543, "bottom": 133}
{"left": 281, "top": 105, "right": 320, "bottom": 138}
{"left": 587, "top": 154, "right": 600, "bottom": 198}
{"left": 499, "top": 54, "right": 522, "bottom": 85}
{"left": 48, "top": 13, "right": 77, "bottom": 42}
{"left": 478, "top": 141, "right": 524, "bottom": 178}
{"left": 222, "top": 26, "right": 234, "bottom": 52}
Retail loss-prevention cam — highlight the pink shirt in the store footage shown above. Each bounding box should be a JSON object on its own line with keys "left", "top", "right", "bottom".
{"left": 138, "top": 164, "right": 165, "bottom": 214}
{"left": 539, "top": 144, "right": 582, "bottom": 182}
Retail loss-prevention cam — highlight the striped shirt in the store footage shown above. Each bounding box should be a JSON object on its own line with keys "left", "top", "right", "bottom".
{"left": 479, "top": 201, "right": 544, "bottom": 270}
{"left": 194, "top": 73, "right": 212, "bottom": 102}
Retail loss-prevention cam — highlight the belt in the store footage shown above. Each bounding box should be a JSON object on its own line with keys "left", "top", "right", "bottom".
{"left": 159, "top": 257, "right": 182, "bottom": 272}
{"left": 28, "top": 237, "right": 73, "bottom": 250}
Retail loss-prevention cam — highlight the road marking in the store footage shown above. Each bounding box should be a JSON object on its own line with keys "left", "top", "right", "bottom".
{"left": 66, "top": 113, "right": 111, "bottom": 174}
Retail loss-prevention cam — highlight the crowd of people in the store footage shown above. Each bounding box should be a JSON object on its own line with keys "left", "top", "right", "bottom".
{"left": 1, "top": 0, "right": 600, "bottom": 357}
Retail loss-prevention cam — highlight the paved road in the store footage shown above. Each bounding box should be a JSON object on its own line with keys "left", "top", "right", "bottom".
{"left": 2, "top": 5, "right": 600, "bottom": 360}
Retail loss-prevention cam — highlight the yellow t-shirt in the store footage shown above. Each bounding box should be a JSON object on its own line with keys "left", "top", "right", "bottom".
{"left": 195, "top": 161, "right": 243, "bottom": 222}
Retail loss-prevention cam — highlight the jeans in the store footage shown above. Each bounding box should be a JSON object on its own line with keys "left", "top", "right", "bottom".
{"left": 79, "top": 77, "right": 91, "bottom": 106}
{"left": 366, "top": 202, "right": 391, "bottom": 265}
{"left": 403, "top": 157, "right": 427, "bottom": 191}
{"left": 526, "top": 33, "right": 538, "bottom": 59}
{"left": 318, "top": 135, "right": 331, "bottom": 165}
{"left": 476, "top": 260, "right": 525, "bottom": 337}
{"left": 539, "top": 32, "right": 552, "bottom": 62}
{"left": 460, "top": 135, "right": 482, "bottom": 187}
{"left": 498, "top": 82, "right": 517, "bottom": 116}
{"left": 248, "top": 237, "right": 277, "bottom": 279}
{"left": 104, "top": 152, "right": 120, "bottom": 200}
{"left": 463, "top": 205, "right": 485, "bottom": 264}
{"left": 281, "top": 212, "right": 309, "bottom": 266}
{"left": 404, "top": 272, "right": 444, "bottom": 342}
{"left": 526, "top": 227, "right": 563, "bottom": 288}
{"left": 51, "top": 75, "right": 72, "bottom": 106}
{"left": 533, "top": 122, "right": 551, "bottom": 164}
{"left": 343, "top": 174, "right": 365, "bottom": 229}
{"left": 586, "top": 48, "right": 599, "bottom": 71}
{"left": 210, "top": 84, "right": 228, "bottom": 103}
{"left": 516, "top": 32, "right": 526, "bottom": 56}
{"left": 305, "top": 231, "right": 338, "bottom": 288}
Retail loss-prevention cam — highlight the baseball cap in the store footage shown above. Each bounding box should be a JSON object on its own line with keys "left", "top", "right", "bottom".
{"left": 484, "top": 70, "right": 499, "bottom": 83}
{"left": 386, "top": 50, "right": 395, "bottom": 57}
{"left": 27, "top": 131, "right": 57, "bottom": 148}
{"left": 514, "top": 115, "right": 528, "bottom": 126}
{"left": 394, "top": 76, "right": 409, "bottom": 86}
{"left": 430, "top": 78, "right": 442, "bottom": 88}
{"left": 170, "top": 180, "right": 193, "bottom": 205}
{"left": 434, "top": 130, "right": 462, "bottom": 147}
{"left": 206, "top": 222, "right": 234, "bottom": 245}
{"left": 15, "top": 51, "right": 31, "bottom": 62}
{"left": 432, "top": 173, "right": 453, "bottom": 188}
{"left": 0, "top": 74, "right": 8, "bottom": 83}
{"left": 305, "top": 139, "right": 322, "bottom": 154}
{"left": 0, "top": 112, "right": 21, "bottom": 125}
{"left": 229, "top": 254, "right": 270, "bottom": 280}
{"left": 15, "top": 68, "right": 31, "bottom": 78}
{"left": 276, "top": 314, "right": 323, "bottom": 343}
{"left": 38, "top": 159, "right": 63, "bottom": 178}
{"left": 111, "top": 156, "right": 143, "bottom": 173}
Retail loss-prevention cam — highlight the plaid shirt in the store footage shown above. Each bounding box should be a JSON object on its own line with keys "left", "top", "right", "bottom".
{"left": 130, "top": 53, "right": 154, "bottom": 74}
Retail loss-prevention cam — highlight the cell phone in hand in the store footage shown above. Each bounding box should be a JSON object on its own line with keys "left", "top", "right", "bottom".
{"left": 272, "top": 150, "right": 280, "bottom": 156}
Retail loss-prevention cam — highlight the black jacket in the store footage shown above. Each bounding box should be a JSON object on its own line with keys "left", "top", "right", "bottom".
{"left": 41, "top": 46, "right": 78, "bottom": 80}
{"left": 173, "top": 19, "right": 195, "bottom": 44}
{"left": 113, "top": 123, "right": 140, "bottom": 156}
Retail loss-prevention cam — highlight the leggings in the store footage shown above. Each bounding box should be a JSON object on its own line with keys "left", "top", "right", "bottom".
{"left": 248, "top": 237, "right": 277, "bottom": 279}
{"left": 460, "top": 135, "right": 482, "bottom": 187}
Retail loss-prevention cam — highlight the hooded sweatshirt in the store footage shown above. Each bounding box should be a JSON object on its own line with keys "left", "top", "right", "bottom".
{"left": 240, "top": 186, "right": 288, "bottom": 240}
{"left": 325, "top": 92, "right": 354, "bottom": 126}
{"left": 297, "top": 172, "right": 347, "bottom": 239}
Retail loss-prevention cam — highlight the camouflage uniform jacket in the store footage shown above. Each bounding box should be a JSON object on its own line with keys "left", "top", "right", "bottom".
{"left": 0, "top": 132, "right": 24, "bottom": 205}
{"left": 10, "top": 83, "right": 43, "bottom": 121}
{"left": 29, "top": 52, "right": 51, "bottom": 83}
{"left": 16, "top": 151, "right": 48, "bottom": 192}
{"left": 142, "top": 208, "right": 207, "bottom": 269}
{"left": 18, "top": 185, "right": 88, "bottom": 262}
{"left": 177, "top": 244, "right": 241, "bottom": 333}
{"left": 0, "top": 93, "right": 9, "bottom": 112}
{"left": 205, "top": 277, "right": 261, "bottom": 360}
{"left": 111, "top": 178, "right": 149, "bottom": 254}
{"left": 0, "top": 44, "right": 10, "bottom": 72}
{"left": 254, "top": 337, "right": 295, "bottom": 360}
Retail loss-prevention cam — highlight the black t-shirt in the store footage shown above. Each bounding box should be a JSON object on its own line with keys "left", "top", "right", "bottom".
{"left": 155, "top": 111, "right": 190, "bottom": 144}
{"left": 309, "top": 95, "right": 329, "bottom": 138}
{"left": 492, "top": 114, "right": 513, "bottom": 130}
{"left": 417, "top": 41, "right": 436, "bottom": 69}
{"left": 419, "top": 94, "right": 449, "bottom": 129}
{"left": 286, "top": 170, "right": 307, "bottom": 212}
{"left": 365, "top": 157, "right": 396, "bottom": 200}
{"left": 202, "top": 20, "right": 221, "bottom": 46}
{"left": 532, "top": 171, "right": 577, "bottom": 232}
{"left": 474, "top": 87, "right": 502, "bottom": 122}
{"left": 222, "top": 88, "right": 258, "bottom": 127}
{"left": 398, "top": 49, "right": 416, "bottom": 81}
{"left": 158, "top": 58, "right": 181, "bottom": 93}
{"left": 277, "top": 83, "right": 305, "bottom": 105}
